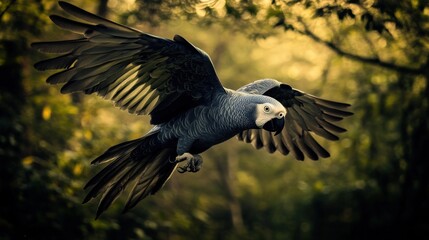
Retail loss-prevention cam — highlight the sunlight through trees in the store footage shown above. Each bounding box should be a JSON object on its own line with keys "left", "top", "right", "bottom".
{"left": 1, "top": 0, "right": 428, "bottom": 239}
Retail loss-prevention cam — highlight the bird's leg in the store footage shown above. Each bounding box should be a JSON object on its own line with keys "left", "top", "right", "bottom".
{"left": 174, "top": 153, "right": 203, "bottom": 173}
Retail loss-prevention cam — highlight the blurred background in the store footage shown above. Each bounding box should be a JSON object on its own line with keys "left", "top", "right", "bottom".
{"left": 1, "top": 0, "right": 428, "bottom": 239}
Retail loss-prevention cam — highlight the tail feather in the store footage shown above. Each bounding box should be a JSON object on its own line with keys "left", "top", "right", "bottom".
{"left": 83, "top": 135, "right": 177, "bottom": 218}
{"left": 124, "top": 148, "right": 176, "bottom": 212}
{"left": 83, "top": 155, "right": 131, "bottom": 203}
{"left": 95, "top": 159, "right": 147, "bottom": 217}
{"left": 91, "top": 137, "right": 145, "bottom": 164}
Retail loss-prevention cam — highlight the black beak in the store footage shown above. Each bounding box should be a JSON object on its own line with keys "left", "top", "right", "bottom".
{"left": 262, "top": 117, "right": 285, "bottom": 136}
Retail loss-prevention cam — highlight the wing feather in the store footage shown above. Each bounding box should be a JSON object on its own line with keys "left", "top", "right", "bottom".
{"left": 58, "top": 1, "right": 138, "bottom": 33}
{"left": 282, "top": 122, "right": 305, "bottom": 160}
{"left": 272, "top": 134, "right": 289, "bottom": 155}
{"left": 34, "top": 53, "right": 76, "bottom": 70}
{"left": 32, "top": 39, "right": 87, "bottom": 53}
{"left": 49, "top": 15, "right": 92, "bottom": 34}
{"left": 261, "top": 130, "right": 276, "bottom": 153}
{"left": 33, "top": 1, "right": 225, "bottom": 124}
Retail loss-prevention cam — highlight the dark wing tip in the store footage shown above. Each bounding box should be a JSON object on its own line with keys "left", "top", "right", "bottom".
{"left": 82, "top": 194, "right": 92, "bottom": 204}
{"left": 122, "top": 200, "right": 139, "bottom": 214}
{"left": 30, "top": 42, "right": 39, "bottom": 50}
{"left": 58, "top": 1, "right": 79, "bottom": 13}
{"left": 58, "top": 1, "right": 69, "bottom": 7}
{"left": 33, "top": 62, "right": 43, "bottom": 71}
{"left": 49, "top": 14, "right": 60, "bottom": 22}
{"left": 49, "top": 15, "right": 72, "bottom": 27}
{"left": 95, "top": 208, "right": 104, "bottom": 220}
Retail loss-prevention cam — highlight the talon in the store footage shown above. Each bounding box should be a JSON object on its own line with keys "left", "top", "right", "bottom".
{"left": 176, "top": 153, "right": 203, "bottom": 173}
{"left": 174, "top": 152, "right": 193, "bottom": 163}
{"left": 177, "top": 166, "right": 187, "bottom": 173}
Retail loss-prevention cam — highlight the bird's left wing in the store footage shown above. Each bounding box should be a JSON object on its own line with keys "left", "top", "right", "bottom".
{"left": 237, "top": 79, "right": 352, "bottom": 160}
{"left": 33, "top": 1, "right": 225, "bottom": 125}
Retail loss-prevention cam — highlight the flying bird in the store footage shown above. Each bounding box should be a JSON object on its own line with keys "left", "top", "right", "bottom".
{"left": 33, "top": 1, "right": 352, "bottom": 217}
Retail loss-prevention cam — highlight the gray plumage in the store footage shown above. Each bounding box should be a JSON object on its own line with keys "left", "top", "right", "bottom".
{"left": 33, "top": 1, "right": 352, "bottom": 218}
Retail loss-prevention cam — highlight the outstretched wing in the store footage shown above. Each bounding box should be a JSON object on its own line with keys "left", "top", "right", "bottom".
{"left": 32, "top": 1, "right": 225, "bottom": 124}
{"left": 237, "top": 79, "right": 352, "bottom": 160}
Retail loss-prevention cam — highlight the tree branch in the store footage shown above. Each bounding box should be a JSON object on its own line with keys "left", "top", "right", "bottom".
{"left": 295, "top": 23, "right": 425, "bottom": 75}
{"left": 0, "top": 0, "right": 16, "bottom": 22}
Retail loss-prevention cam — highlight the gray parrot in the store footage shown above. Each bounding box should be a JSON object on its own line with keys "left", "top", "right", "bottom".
{"left": 33, "top": 1, "right": 352, "bottom": 217}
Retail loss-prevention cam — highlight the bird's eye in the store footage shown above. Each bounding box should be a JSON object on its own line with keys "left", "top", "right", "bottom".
{"left": 279, "top": 112, "right": 284, "bottom": 118}
{"left": 263, "top": 105, "right": 271, "bottom": 113}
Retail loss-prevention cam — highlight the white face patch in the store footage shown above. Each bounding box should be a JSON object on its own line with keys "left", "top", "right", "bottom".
{"left": 255, "top": 103, "right": 287, "bottom": 127}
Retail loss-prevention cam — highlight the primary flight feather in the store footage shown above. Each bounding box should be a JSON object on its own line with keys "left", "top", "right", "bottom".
{"left": 33, "top": 1, "right": 352, "bottom": 217}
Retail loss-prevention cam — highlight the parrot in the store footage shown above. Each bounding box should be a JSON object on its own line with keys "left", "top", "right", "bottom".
{"left": 33, "top": 1, "right": 352, "bottom": 217}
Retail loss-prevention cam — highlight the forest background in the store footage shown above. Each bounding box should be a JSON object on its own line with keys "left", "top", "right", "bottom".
{"left": 1, "top": 0, "right": 428, "bottom": 239}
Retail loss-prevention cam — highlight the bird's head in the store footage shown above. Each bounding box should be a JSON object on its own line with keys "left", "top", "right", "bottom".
{"left": 254, "top": 99, "right": 286, "bottom": 135}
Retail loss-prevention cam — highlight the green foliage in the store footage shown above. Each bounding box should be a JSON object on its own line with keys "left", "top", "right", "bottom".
{"left": 1, "top": 0, "right": 428, "bottom": 239}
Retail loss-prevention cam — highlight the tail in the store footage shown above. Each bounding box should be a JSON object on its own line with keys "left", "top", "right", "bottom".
{"left": 82, "top": 134, "right": 177, "bottom": 218}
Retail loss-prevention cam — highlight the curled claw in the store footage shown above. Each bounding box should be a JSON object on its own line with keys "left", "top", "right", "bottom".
{"left": 177, "top": 166, "right": 188, "bottom": 173}
{"left": 173, "top": 152, "right": 193, "bottom": 163}
{"left": 176, "top": 153, "right": 203, "bottom": 173}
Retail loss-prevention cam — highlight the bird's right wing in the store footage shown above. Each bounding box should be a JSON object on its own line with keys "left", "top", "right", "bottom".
{"left": 33, "top": 1, "right": 225, "bottom": 124}
{"left": 237, "top": 79, "right": 352, "bottom": 160}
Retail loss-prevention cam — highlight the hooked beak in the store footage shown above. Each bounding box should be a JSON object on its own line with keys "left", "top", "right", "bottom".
{"left": 262, "top": 117, "right": 285, "bottom": 136}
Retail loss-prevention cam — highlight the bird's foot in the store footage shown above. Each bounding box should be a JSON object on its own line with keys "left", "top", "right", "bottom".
{"left": 174, "top": 153, "right": 203, "bottom": 173}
